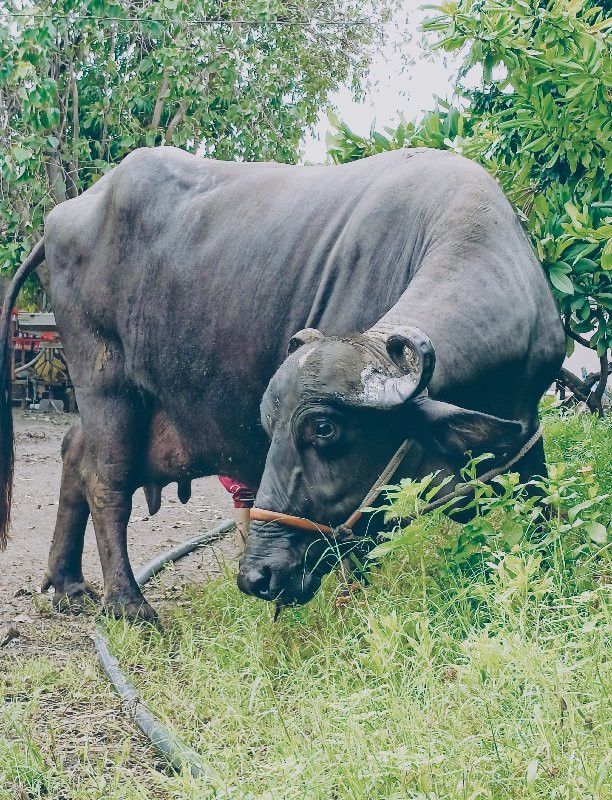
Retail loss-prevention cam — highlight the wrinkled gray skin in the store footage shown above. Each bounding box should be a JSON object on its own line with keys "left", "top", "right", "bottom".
{"left": 4, "top": 146, "right": 565, "bottom": 617}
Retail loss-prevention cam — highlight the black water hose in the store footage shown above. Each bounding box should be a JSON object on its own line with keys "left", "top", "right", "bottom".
{"left": 93, "top": 519, "right": 235, "bottom": 779}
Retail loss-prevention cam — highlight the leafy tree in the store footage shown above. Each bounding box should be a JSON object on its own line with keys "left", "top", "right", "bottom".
{"left": 0, "top": 0, "right": 394, "bottom": 298}
{"left": 327, "top": 0, "right": 611, "bottom": 413}
{"left": 326, "top": 100, "right": 474, "bottom": 162}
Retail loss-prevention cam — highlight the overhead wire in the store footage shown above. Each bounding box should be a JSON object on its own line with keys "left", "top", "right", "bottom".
{"left": 2, "top": 12, "right": 376, "bottom": 26}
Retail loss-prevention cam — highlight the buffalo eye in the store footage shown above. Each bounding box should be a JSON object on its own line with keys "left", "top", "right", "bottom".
{"left": 301, "top": 415, "right": 339, "bottom": 448}
{"left": 294, "top": 408, "right": 343, "bottom": 450}
{"left": 315, "top": 419, "right": 336, "bottom": 439}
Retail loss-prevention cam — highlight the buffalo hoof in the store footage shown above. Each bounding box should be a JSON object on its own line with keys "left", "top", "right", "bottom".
{"left": 104, "top": 596, "right": 158, "bottom": 624}
{"left": 41, "top": 575, "right": 100, "bottom": 614}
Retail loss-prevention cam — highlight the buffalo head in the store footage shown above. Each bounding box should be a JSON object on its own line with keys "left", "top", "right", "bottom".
{"left": 237, "top": 327, "right": 524, "bottom": 605}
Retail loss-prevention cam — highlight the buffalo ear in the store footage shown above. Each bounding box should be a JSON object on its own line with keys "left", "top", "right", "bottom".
{"left": 287, "top": 328, "right": 324, "bottom": 355}
{"left": 409, "top": 396, "right": 525, "bottom": 462}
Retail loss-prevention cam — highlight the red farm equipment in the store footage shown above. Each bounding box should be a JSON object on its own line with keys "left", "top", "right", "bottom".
{"left": 7, "top": 308, "right": 75, "bottom": 412}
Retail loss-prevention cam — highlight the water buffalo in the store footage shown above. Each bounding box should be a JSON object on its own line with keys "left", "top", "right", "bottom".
{"left": 0, "top": 147, "right": 565, "bottom": 617}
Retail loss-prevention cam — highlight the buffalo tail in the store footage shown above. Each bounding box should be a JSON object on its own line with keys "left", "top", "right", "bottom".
{"left": 0, "top": 238, "right": 46, "bottom": 548}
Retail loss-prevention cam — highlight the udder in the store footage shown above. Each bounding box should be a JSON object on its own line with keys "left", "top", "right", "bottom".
{"left": 143, "top": 409, "right": 196, "bottom": 514}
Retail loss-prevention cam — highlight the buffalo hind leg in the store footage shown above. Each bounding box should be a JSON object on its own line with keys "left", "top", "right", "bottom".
{"left": 42, "top": 423, "right": 99, "bottom": 612}
{"left": 78, "top": 391, "right": 155, "bottom": 622}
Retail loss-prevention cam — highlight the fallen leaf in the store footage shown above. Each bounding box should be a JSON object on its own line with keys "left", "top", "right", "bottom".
{"left": 442, "top": 667, "right": 458, "bottom": 682}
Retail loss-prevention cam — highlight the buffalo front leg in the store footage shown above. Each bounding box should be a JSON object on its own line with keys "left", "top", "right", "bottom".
{"left": 515, "top": 432, "right": 548, "bottom": 484}
{"left": 42, "top": 423, "right": 99, "bottom": 612}
{"left": 79, "top": 394, "right": 156, "bottom": 621}
{"left": 513, "top": 433, "right": 558, "bottom": 522}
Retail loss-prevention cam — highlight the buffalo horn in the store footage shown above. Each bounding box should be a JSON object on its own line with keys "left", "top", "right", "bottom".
{"left": 361, "top": 326, "right": 436, "bottom": 409}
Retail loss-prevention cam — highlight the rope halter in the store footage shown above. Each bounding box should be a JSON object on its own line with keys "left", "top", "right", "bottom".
{"left": 250, "top": 426, "right": 543, "bottom": 539}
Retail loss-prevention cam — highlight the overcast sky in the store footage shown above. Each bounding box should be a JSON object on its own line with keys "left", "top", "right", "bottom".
{"left": 302, "top": 1, "right": 462, "bottom": 162}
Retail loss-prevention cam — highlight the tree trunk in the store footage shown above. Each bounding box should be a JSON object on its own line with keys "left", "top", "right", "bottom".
{"left": 556, "top": 363, "right": 611, "bottom": 416}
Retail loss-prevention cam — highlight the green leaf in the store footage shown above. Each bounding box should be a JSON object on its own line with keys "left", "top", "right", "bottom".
{"left": 326, "top": 108, "right": 342, "bottom": 131}
{"left": 548, "top": 271, "right": 575, "bottom": 295}
{"left": 533, "top": 194, "right": 549, "bottom": 216}
{"left": 15, "top": 61, "right": 32, "bottom": 79}
{"left": 565, "top": 80, "right": 588, "bottom": 99}
{"left": 585, "top": 521, "right": 607, "bottom": 544}
{"left": 568, "top": 498, "right": 596, "bottom": 523}
{"left": 573, "top": 258, "right": 599, "bottom": 273}
{"left": 564, "top": 202, "right": 582, "bottom": 226}
{"left": 12, "top": 146, "right": 33, "bottom": 164}
{"left": 501, "top": 521, "right": 524, "bottom": 547}
{"left": 521, "top": 134, "right": 550, "bottom": 153}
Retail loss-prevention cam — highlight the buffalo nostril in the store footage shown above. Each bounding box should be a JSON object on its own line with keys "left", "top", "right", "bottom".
{"left": 238, "top": 565, "right": 273, "bottom": 599}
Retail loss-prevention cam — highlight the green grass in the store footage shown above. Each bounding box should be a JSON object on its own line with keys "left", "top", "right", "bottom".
{"left": 103, "top": 409, "right": 611, "bottom": 800}
{"left": 0, "top": 646, "right": 168, "bottom": 799}
{"left": 1, "top": 409, "right": 610, "bottom": 799}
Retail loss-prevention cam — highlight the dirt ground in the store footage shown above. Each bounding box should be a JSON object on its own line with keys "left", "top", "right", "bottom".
{"left": 0, "top": 410, "right": 239, "bottom": 629}
{"left": 0, "top": 411, "right": 247, "bottom": 794}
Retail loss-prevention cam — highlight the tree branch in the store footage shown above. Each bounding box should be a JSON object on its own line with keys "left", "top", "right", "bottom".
{"left": 556, "top": 361, "right": 611, "bottom": 416}
{"left": 65, "top": 71, "right": 80, "bottom": 199}
{"left": 44, "top": 157, "right": 67, "bottom": 205}
{"left": 57, "top": 74, "right": 72, "bottom": 140}
{"left": 57, "top": 30, "right": 73, "bottom": 140}
{"left": 164, "top": 100, "right": 187, "bottom": 143}
{"left": 163, "top": 65, "right": 213, "bottom": 144}
{"left": 150, "top": 69, "right": 170, "bottom": 131}
{"left": 556, "top": 367, "right": 590, "bottom": 402}
{"left": 589, "top": 354, "right": 610, "bottom": 418}
{"left": 100, "top": 30, "right": 117, "bottom": 160}
{"left": 567, "top": 328, "right": 592, "bottom": 349}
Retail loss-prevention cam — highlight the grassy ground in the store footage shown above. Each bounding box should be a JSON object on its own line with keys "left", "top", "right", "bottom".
{"left": 1, "top": 409, "right": 610, "bottom": 799}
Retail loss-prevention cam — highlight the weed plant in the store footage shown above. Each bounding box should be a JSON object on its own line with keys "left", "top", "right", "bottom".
{"left": 1, "top": 409, "right": 610, "bottom": 799}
